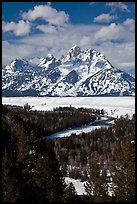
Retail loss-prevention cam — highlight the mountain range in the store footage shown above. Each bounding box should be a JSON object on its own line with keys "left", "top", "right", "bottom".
{"left": 2, "top": 45, "right": 135, "bottom": 96}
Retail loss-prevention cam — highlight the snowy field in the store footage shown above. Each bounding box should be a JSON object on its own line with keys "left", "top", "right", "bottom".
{"left": 2, "top": 96, "right": 135, "bottom": 118}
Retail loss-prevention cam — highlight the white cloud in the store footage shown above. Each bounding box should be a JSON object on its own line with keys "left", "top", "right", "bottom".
{"left": 2, "top": 20, "right": 135, "bottom": 74}
{"left": 2, "top": 41, "right": 35, "bottom": 65}
{"left": 2, "top": 20, "right": 31, "bottom": 36}
{"left": 94, "top": 13, "right": 117, "bottom": 23}
{"left": 2, "top": 2, "right": 135, "bottom": 77}
{"left": 94, "top": 22, "right": 134, "bottom": 43}
{"left": 2, "top": 24, "right": 101, "bottom": 65}
{"left": 37, "top": 24, "right": 57, "bottom": 33}
{"left": 47, "top": 2, "right": 52, "bottom": 6}
{"left": 123, "top": 18, "right": 135, "bottom": 32}
{"left": 106, "top": 2, "right": 130, "bottom": 12}
{"left": 94, "top": 41, "right": 135, "bottom": 70}
{"left": 95, "top": 23, "right": 122, "bottom": 42}
{"left": 79, "top": 36, "right": 91, "bottom": 48}
{"left": 22, "top": 4, "right": 69, "bottom": 26}
{"left": 16, "top": 24, "right": 101, "bottom": 53}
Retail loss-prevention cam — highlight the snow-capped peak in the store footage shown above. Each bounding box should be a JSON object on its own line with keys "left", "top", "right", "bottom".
{"left": 5, "top": 58, "right": 30, "bottom": 72}
{"left": 61, "top": 45, "right": 81, "bottom": 62}
{"left": 68, "top": 44, "right": 81, "bottom": 56}
{"left": 2, "top": 45, "right": 135, "bottom": 97}
{"left": 39, "top": 54, "right": 61, "bottom": 69}
{"left": 47, "top": 53, "right": 54, "bottom": 59}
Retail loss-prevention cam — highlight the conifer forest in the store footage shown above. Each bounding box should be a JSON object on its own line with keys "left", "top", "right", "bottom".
{"left": 2, "top": 104, "right": 135, "bottom": 202}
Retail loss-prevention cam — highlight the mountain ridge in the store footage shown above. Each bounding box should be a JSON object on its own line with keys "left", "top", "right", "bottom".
{"left": 2, "top": 45, "right": 135, "bottom": 97}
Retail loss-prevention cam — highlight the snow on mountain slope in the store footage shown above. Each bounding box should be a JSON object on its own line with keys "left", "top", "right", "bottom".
{"left": 38, "top": 54, "right": 61, "bottom": 69}
{"left": 2, "top": 45, "right": 135, "bottom": 96}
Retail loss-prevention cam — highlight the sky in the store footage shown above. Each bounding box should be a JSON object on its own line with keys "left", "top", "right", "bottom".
{"left": 2, "top": 2, "right": 135, "bottom": 77}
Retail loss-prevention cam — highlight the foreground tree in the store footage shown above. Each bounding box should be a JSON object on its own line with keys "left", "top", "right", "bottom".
{"left": 63, "top": 182, "right": 78, "bottom": 202}
{"left": 84, "top": 157, "right": 108, "bottom": 202}
{"left": 31, "top": 140, "right": 66, "bottom": 202}
{"left": 112, "top": 134, "right": 135, "bottom": 202}
{"left": 2, "top": 148, "right": 19, "bottom": 202}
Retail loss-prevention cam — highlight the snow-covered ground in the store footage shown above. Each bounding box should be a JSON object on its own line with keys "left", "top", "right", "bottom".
{"left": 2, "top": 96, "right": 135, "bottom": 118}
{"left": 48, "top": 117, "right": 112, "bottom": 139}
{"left": 48, "top": 125, "right": 106, "bottom": 139}
{"left": 65, "top": 177, "right": 113, "bottom": 196}
{"left": 65, "top": 177, "right": 86, "bottom": 195}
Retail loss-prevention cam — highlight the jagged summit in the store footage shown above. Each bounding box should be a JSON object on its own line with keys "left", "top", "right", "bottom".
{"left": 68, "top": 44, "right": 81, "bottom": 56}
{"left": 2, "top": 45, "right": 135, "bottom": 97}
{"left": 5, "top": 58, "right": 30, "bottom": 72}
{"left": 61, "top": 45, "right": 81, "bottom": 62}
{"left": 39, "top": 54, "right": 61, "bottom": 69}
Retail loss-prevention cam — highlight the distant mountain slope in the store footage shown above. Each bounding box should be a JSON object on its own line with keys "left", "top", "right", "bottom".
{"left": 2, "top": 45, "right": 135, "bottom": 96}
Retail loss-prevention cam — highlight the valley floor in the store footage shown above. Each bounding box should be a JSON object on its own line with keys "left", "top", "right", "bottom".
{"left": 2, "top": 96, "right": 135, "bottom": 118}
{"left": 48, "top": 116, "right": 114, "bottom": 138}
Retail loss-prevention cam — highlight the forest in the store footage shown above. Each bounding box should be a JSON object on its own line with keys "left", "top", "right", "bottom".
{"left": 2, "top": 104, "right": 135, "bottom": 202}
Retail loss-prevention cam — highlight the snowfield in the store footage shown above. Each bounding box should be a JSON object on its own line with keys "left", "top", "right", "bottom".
{"left": 2, "top": 96, "right": 135, "bottom": 118}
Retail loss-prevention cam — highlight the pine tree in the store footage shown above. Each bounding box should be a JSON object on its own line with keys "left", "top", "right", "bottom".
{"left": 2, "top": 116, "right": 20, "bottom": 202}
{"left": 2, "top": 148, "right": 19, "bottom": 202}
{"left": 112, "top": 134, "right": 135, "bottom": 202}
{"left": 32, "top": 140, "right": 66, "bottom": 202}
{"left": 63, "top": 182, "right": 78, "bottom": 202}
{"left": 84, "top": 158, "right": 108, "bottom": 202}
{"left": 12, "top": 124, "right": 33, "bottom": 201}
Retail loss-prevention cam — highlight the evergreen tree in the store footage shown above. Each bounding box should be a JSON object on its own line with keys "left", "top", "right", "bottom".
{"left": 2, "top": 116, "right": 12, "bottom": 151}
{"left": 112, "top": 134, "right": 135, "bottom": 202}
{"left": 84, "top": 158, "right": 108, "bottom": 202}
{"left": 12, "top": 124, "right": 33, "bottom": 202}
{"left": 32, "top": 140, "right": 66, "bottom": 202}
{"left": 63, "top": 182, "right": 78, "bottom": 202}
{"left": 2, "top": 148, "right": 19, "bottom": 202}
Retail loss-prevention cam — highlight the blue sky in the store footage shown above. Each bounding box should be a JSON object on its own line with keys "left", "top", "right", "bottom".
{"left": 2, "top": 2, "right": 135, "bottom": 76}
